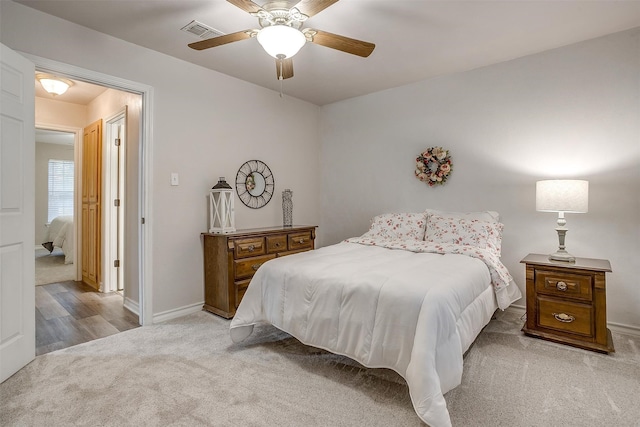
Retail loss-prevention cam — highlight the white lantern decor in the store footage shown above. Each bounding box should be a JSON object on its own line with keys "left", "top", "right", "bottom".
{"left": 209, "top": 177, "right": 236, "bottom": 234}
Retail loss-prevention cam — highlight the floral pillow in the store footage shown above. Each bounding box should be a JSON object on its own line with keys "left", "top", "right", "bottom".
{"left": 362, "top": 212, "right": 428, "bottom": 241}
{"left": 425, "top": 214, "right": 504, "bottom": 256}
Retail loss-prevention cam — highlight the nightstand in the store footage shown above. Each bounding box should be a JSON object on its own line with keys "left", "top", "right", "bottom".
{"left": 521, "top": 253, "right": 614, "bottom": 353}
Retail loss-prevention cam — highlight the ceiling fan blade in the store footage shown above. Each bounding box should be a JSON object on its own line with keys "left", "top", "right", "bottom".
{"left": 307, "top": 29, "right": 375, "bottom": 57}
{"left": 292, "top": 0, "right": 339, "bottom": 18}
{"left": 188, "top": 30, "right": 252, "bottom": 51}
{"left": 276, "top": 58, "right": 294, "bottom": 80}
{"left": 227, "top": 0, "right": 263, "bottom": 14}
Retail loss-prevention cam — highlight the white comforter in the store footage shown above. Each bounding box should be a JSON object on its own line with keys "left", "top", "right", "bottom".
{"left": 43, "top": 215, "right": 74, "bottom": 264}
{"left": 230, "top": 241, "right": 521, "bottom": 427}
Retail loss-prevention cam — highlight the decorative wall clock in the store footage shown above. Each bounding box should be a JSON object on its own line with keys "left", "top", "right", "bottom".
{"left": 235, "top": 160, "right": 275, "bottom": 209}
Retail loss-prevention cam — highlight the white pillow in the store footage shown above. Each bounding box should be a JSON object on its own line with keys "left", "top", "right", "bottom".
{"left": 361, "top": 212, "right": 427, "bottom": 241}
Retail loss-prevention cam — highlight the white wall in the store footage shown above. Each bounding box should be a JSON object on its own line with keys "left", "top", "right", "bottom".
{"left": 319, "top": 28, "right": 640, "bottom": 330}
{"left": 1, "top": 1, "right": 321, "bottom": 316}
{"left": 36, "top": 97, "right": 87, "bottom": 129}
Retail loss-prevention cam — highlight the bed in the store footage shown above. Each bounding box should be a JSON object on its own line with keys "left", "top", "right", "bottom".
{"left": 42, "top": 215, "right": 74, "bottom": 264}
{"left": 229, "top": 210, "right": 522, "bottom": 427}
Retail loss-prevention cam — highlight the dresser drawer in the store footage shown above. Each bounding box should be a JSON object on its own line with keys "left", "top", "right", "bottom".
{"left": 234, "top": 254, "right": 276, "bottom": 279}
{"left": 266, "top": 235, "right": 287, "bottom": 254}
{"left": 535, "top": 269, "right": 592, "bottom": 301}
{"left": 288, "top": 231, "right": 313, "bottom": 251}
{"left": 234, "top": 237, "right": 265, "bottom": 258}
{"left": 537, "top": 297, "right": 593, "bottom": 337}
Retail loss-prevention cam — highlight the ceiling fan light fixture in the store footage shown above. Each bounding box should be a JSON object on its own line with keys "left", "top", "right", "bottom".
{"left": 36, "top": 73, "right": 74, "bottom": 96}
{"left": 257, "top": 25, "right": 306, "bottom": 59}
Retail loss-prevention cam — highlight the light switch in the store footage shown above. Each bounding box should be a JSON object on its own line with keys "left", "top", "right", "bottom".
{"left": 171, "top": 173, "right": 179, "bottom": 186}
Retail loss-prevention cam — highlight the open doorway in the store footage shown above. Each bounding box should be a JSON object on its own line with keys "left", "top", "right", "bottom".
{"left": 34, "top": 75, "right": 142, "bottom": 355}
{"left": 35, "top": 128, "right": 77, "bottom": 286}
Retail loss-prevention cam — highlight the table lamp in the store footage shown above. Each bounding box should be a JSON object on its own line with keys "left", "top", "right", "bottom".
{"left": 536, "top": 180, "right": 589, "bottom": 262}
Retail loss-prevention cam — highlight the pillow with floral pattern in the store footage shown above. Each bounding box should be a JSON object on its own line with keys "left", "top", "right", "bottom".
{"left": 361, "top": 212, "right": 428, "bottom": 241}
{"left": 425, "top": 214, "right": 504, "bottom": 255}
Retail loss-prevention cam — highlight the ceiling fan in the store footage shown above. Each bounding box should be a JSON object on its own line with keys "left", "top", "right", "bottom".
{"left": 188, "top": 0, "right": 375, "bottom": 80}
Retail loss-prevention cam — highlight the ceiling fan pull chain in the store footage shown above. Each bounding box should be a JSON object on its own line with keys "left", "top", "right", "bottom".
{"left": 277, "top": 55, "right": 284, "bottom": 98}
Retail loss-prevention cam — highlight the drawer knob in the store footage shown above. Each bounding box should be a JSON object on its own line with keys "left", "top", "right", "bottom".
{"left": 248, "top": 245, "right": 255, "bottom": 252}
{"left": 298, "top": 238, "right": 305, "bottom": 244}
{"left": 553, "top": 312, "right": 575, "bottom": 323}
{"left": 251, "top": 263, "right": 262, "bottom": 271}
{"left": 556, "top": 281, "right": 568, "bottom": 291}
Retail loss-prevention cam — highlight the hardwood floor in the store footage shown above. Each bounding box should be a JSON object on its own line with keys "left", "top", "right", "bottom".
{"left": 36, "top": 280, "right": 140, "bottom": 356}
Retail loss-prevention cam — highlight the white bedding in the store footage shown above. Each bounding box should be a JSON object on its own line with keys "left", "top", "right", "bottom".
{"left": 230, "top": 241, "right": 521, "bottom": 427}
{"left": 43, "top": 215, "right": 74, "bottom": 264}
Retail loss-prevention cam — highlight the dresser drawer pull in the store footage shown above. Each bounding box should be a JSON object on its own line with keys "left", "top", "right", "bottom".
{"left": 275, "top": 242, "right": 281, "bottom": 247}
{"left": 298, "top": 238, "right": 306, "bottom": 244}
{"left": 553, "top": 312, "right": 575, "bottom": 323}
{"left": 247, "top": 245, "right": 255, "bottom": 252}
{"left": 251, "top": 263, "right": 263, "bottom": 271}
{"left": 556, "top": 281, "right": 568, "bottom": 291}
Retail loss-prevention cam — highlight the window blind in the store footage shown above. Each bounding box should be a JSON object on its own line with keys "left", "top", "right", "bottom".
{"left": 48, "top": 159, "right": 74, "bottom": 222}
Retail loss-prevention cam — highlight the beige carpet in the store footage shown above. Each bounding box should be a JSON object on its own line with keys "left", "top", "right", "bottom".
{"left": 35, "top": 248, "right": 75, "bottom": 286}
{"left": 1, "top": 310, "right": 638, "bottom": 426}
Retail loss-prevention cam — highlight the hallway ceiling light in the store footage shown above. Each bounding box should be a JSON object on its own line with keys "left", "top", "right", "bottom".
{"left": 36, "top": 73, "right": 74, "bottom": 96}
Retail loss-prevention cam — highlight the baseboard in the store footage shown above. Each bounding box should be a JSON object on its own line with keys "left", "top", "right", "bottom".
{"left": 152, "top": 302, "right": 203, "bottom": 324}
{"left": 506, "top": 304, "right": 640, "bottom": 337}
{"left": 123, "top": 297, "right": 140, "bottom": 317}
{"left": 607, "top": 321, "right": 640, "bottom": 337}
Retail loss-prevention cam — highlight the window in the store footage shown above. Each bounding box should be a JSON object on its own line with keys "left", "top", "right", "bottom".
{"left": 48, "top": 159, "right": 74, "bottom": 222}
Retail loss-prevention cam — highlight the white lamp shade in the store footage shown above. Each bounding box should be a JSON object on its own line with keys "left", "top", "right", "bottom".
{"left": 536, "top": 180, "right": 589, "bottom": 213}
{"left": 257, "top": 25, "right": 306, "bottom": 58}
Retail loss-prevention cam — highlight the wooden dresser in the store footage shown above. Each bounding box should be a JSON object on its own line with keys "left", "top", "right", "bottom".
{"left": 202, "top": 225, "right": 316, "bottom": 318}
{"left": 521, "top": 253, "right": 614, "bottom": 353}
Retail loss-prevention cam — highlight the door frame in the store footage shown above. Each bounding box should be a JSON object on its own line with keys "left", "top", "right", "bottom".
{"left": 24, "top": 52, "right": 154, "bottom": 326}
{"left": 103, "top": 108, "right": 126, "bottom": 293}
{"left": 34, "top": 123, "right": 82, "bottom": 282}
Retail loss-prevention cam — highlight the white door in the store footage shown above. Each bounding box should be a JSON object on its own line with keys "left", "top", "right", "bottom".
{"left": 0, "top": 44, "right": 35, "bottom": 383}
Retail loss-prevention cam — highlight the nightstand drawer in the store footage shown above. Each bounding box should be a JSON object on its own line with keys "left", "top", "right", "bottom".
{"left": 288, "top": 231, "right": 313, "bottom": 251}
{"left": 235, "top": 237, "right": 265, "bottom": 258}
{"left": 537, "top": 297, "right": 593, "bottom": 337}
{"left": 234, "top": 254, "right": 276, "bottom": 279}
{"left": 535, "top": 269, "right": 592, "bottom": 301}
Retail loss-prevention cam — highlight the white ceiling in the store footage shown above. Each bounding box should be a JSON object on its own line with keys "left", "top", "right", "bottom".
{"left": 16, "top": 0, "right": 640, "bottom": 106}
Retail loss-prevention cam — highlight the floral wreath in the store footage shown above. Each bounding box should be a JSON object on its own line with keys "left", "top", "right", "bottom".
{"left": 415, "top": 147, "right": 452, "bottom": 186}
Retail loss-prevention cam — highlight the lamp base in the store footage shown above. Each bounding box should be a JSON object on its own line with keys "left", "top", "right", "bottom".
{"left": 548, "top": 250, "right": 576, "bottom": 263}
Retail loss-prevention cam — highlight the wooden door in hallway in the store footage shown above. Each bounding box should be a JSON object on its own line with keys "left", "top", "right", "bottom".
{"left": 82, "top": 119, "right": 102, "bottom": 289}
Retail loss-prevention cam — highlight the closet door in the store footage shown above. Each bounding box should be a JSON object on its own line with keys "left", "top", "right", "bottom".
{"left": 82, "top": 119, "right": 102, "bottom": 289}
